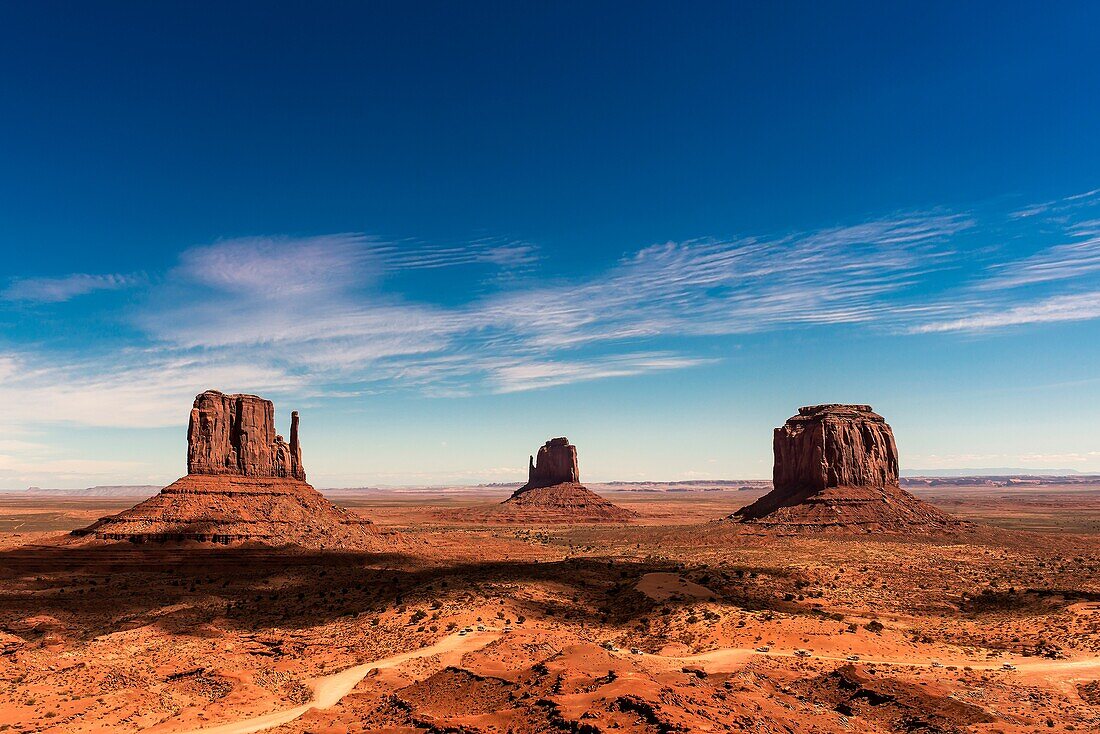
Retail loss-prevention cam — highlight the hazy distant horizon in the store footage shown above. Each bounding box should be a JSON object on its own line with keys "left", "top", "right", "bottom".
{"left": 6, "top": 468, "right": 1099, "bottom": 494}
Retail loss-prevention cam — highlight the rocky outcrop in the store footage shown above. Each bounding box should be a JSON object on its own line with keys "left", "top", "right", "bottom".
{"left": 796, "top": 664, "right": 994, "bottom": 730}
{"left": 187, "top": 391, "right": 305, "bottom": 481}
{"left": 734, "top": 404, "right": 959, "bottom": 531}
{"left": 480, "top": 437, "right": 634, "bottom": 523}
{"left": 525, "top": 437, "right": 580, "bottom": 489}
{"left": 771, "top": 404, "right": 897, "bottom": 498}
{"left": 72, "top": 390, "right": 390, "bottom": 549}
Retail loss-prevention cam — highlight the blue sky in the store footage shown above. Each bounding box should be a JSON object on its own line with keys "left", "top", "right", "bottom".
{"left": 1, "top": 2, "right": 1099, "bottom": 487}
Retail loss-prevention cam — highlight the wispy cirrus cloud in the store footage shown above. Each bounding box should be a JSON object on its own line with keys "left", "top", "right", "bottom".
{"left": 0, "top": 349, "right": 306, "bottom": 428}
{"left": 2, "top": 272, "right": 140, "bottom": 303}
{"left": 911, "top": 186, "right": 1100, "bottom": 332}
{"left": 176, "top": 234, "right": 376, "bottom": 297}
{"left": 141, "top": 235, "right": 458, "bottom": 360}
{"left": 911, "top": 291, "right": 1100, "bottom": 333}
{"left": 977, "top": 236, "right": 1100, "bottom": 291}
{"left": 371, "top": 236, "right": 540, "bottom": 270}
{"left": 132, "top": 213, "right": 969, "bottom": 395}
{"left": 489, "top": 353, "right": 717, "bottom": 393}
{"left": 4, "top": 194, "right": 1100, "bottom": 431}
{"left": 172, "top": 232, "right": 539, "bottom": 298}
{"left": 478, "top": 213, "right": 971, "bottom": 351}
{"left": 1008, "top": 187, "right": 1100, "bottom": 219}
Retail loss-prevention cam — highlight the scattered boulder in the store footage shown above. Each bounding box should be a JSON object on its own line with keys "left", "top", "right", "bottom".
{"left": 733, "top": 404, "right": 960, "bottom": 531}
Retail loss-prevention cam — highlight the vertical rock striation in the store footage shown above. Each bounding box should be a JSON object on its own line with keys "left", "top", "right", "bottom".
{"left": 71, "top": 389, "right": 389, "bottom": 548}
{"left": 770, "top": 404, "right": 898, "bottom": 497}
{"left": 525, "top": 437, "right": 580, "bottom": 490}
{"left": 735, "top": 404, "right": 958, "bottom": 531}
{"left": 186, "top": 390, "right": 305, "bottom": 481}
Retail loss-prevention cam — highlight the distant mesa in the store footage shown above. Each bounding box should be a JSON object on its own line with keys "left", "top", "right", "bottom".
{"left": 493, "top": 437, "right": 635, "bottom": 523}
{"left": 733, "top": 404, "right": 960, "bottom": 532}
{"left": 23, "top": 485, "right": 160, "bottom": 497}
{"left": 73, "top": 390, "right": 388, "bottom": 549}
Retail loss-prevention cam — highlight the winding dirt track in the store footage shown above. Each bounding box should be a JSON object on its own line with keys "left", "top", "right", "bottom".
{"left": 159, "top": 629, "right": 499, "bottom": 734}
{"left": 159, "top": 633, "right": 1100, "bottom": 734}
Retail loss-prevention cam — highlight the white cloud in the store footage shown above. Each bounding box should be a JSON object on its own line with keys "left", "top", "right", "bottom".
{"left": 176, "top": 234, "right": 377, "bottom": 297}
{"left": 372, "top": 236, "right": 540, "bottom": 270}
{"left": 0, "top": 215, "right": 965, "bottom": 414}
{"left": 979, "top": 236, "right": 1100, "bottom": 290}
{"left": 0, "top": 350, "right": 306, "bottom": 428}
{"left": 489, "top": 353, "right": 716, "bottom": 393}
{"left": 911, "top": 291, "right": 1100, "bottom": 333}
{"left": 1009, "top": 187, "right": 1100, "bottom": 219}
{"left": 2, "top": 205, "right": 1094, "bottom": 436}
{"left": 905, "top": 189, "right": 1100, "bottom": 332}
{"left": 474, "top": 214, "right": 971, "bottom": 351}
{"left": 2, "top": 273, "right": 138, "bottom": 303}
{"left": 134, "top": 216, "right": 967, "bottom": 394}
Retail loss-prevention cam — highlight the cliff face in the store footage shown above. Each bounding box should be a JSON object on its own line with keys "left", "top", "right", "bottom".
{"left": 186, "top": 391, "right": 306, "bottom": 481}
{"left": 72, "top": 389, "right": 392, "bottom": 548}
{"left": 772, "top": 404, "right": 898, "bottom": 495}
{"left": 525, "top": 437, "right": 580, "bottom": 489}
{"left": 735, "top": 404, "right": 958, "bottom": 531}
{"left": 470, "top": 436, "right": 634, "bottom": 523}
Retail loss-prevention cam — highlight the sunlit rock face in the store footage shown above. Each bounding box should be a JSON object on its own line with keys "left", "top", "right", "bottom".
{"left": 771, "top": 404, "right": 898, "bottom": 496}
{"left": 71, "top": 390, "right": 390, "bottom": 548}
{"left": 187, "top": 390, "right": 305, "bottom": 481}
{"left": 735, "top": 404, "right": 958, "bottom": 531}
{"left": 482, "top": 437, "right": 635, "bottom": 523}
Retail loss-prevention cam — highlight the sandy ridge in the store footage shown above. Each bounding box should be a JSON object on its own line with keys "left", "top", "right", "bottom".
{"left": 158, "top": 628, "right": 500, "bottom": 734}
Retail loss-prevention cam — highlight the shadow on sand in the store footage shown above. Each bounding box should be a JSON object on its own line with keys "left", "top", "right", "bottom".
{"left": 0, "top": 541, "right": 805, "bottom": 640}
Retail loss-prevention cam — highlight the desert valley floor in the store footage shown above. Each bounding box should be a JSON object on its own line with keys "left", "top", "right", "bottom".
{"left": 3, "top": 482, "right": 1100, "bottom": 733}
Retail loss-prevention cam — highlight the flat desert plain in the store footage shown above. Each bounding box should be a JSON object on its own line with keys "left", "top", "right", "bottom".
{"left": 2, "top": 482, "right": 1100, "bottom": 733}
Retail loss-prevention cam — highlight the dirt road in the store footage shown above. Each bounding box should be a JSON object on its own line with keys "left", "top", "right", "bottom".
{"left": 159, "top": 629, "right": 499, "bottom": 734}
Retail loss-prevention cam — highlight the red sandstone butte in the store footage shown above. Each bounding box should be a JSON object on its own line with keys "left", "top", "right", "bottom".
{"left": 495, "top": 437, "right": 635, "bottom": 523}
{"left": 524, "top": 437, "right": 580, "bottom": 489}
{"left": 187, "top": 391, "right": 305, "bottom": 481}
{"left": 73, "top": 391, "right": 388, "bottom": 549}
{"left": 734, "top": 404, "right": 959, "bottom": 531}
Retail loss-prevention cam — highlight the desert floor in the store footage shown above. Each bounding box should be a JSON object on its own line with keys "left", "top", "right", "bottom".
{"left": 2, "top": 484, "right": 1100, "bottom": 733}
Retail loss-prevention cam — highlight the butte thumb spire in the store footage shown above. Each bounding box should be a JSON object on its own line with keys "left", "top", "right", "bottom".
{"left": 73, "top": 390, "right": 387, "bottom": 548}
{"left": 186, "top": 391, "right": 307, "bottom": 481}
{"left": 491, "top": 437, "right": 634, "bottom": 523}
